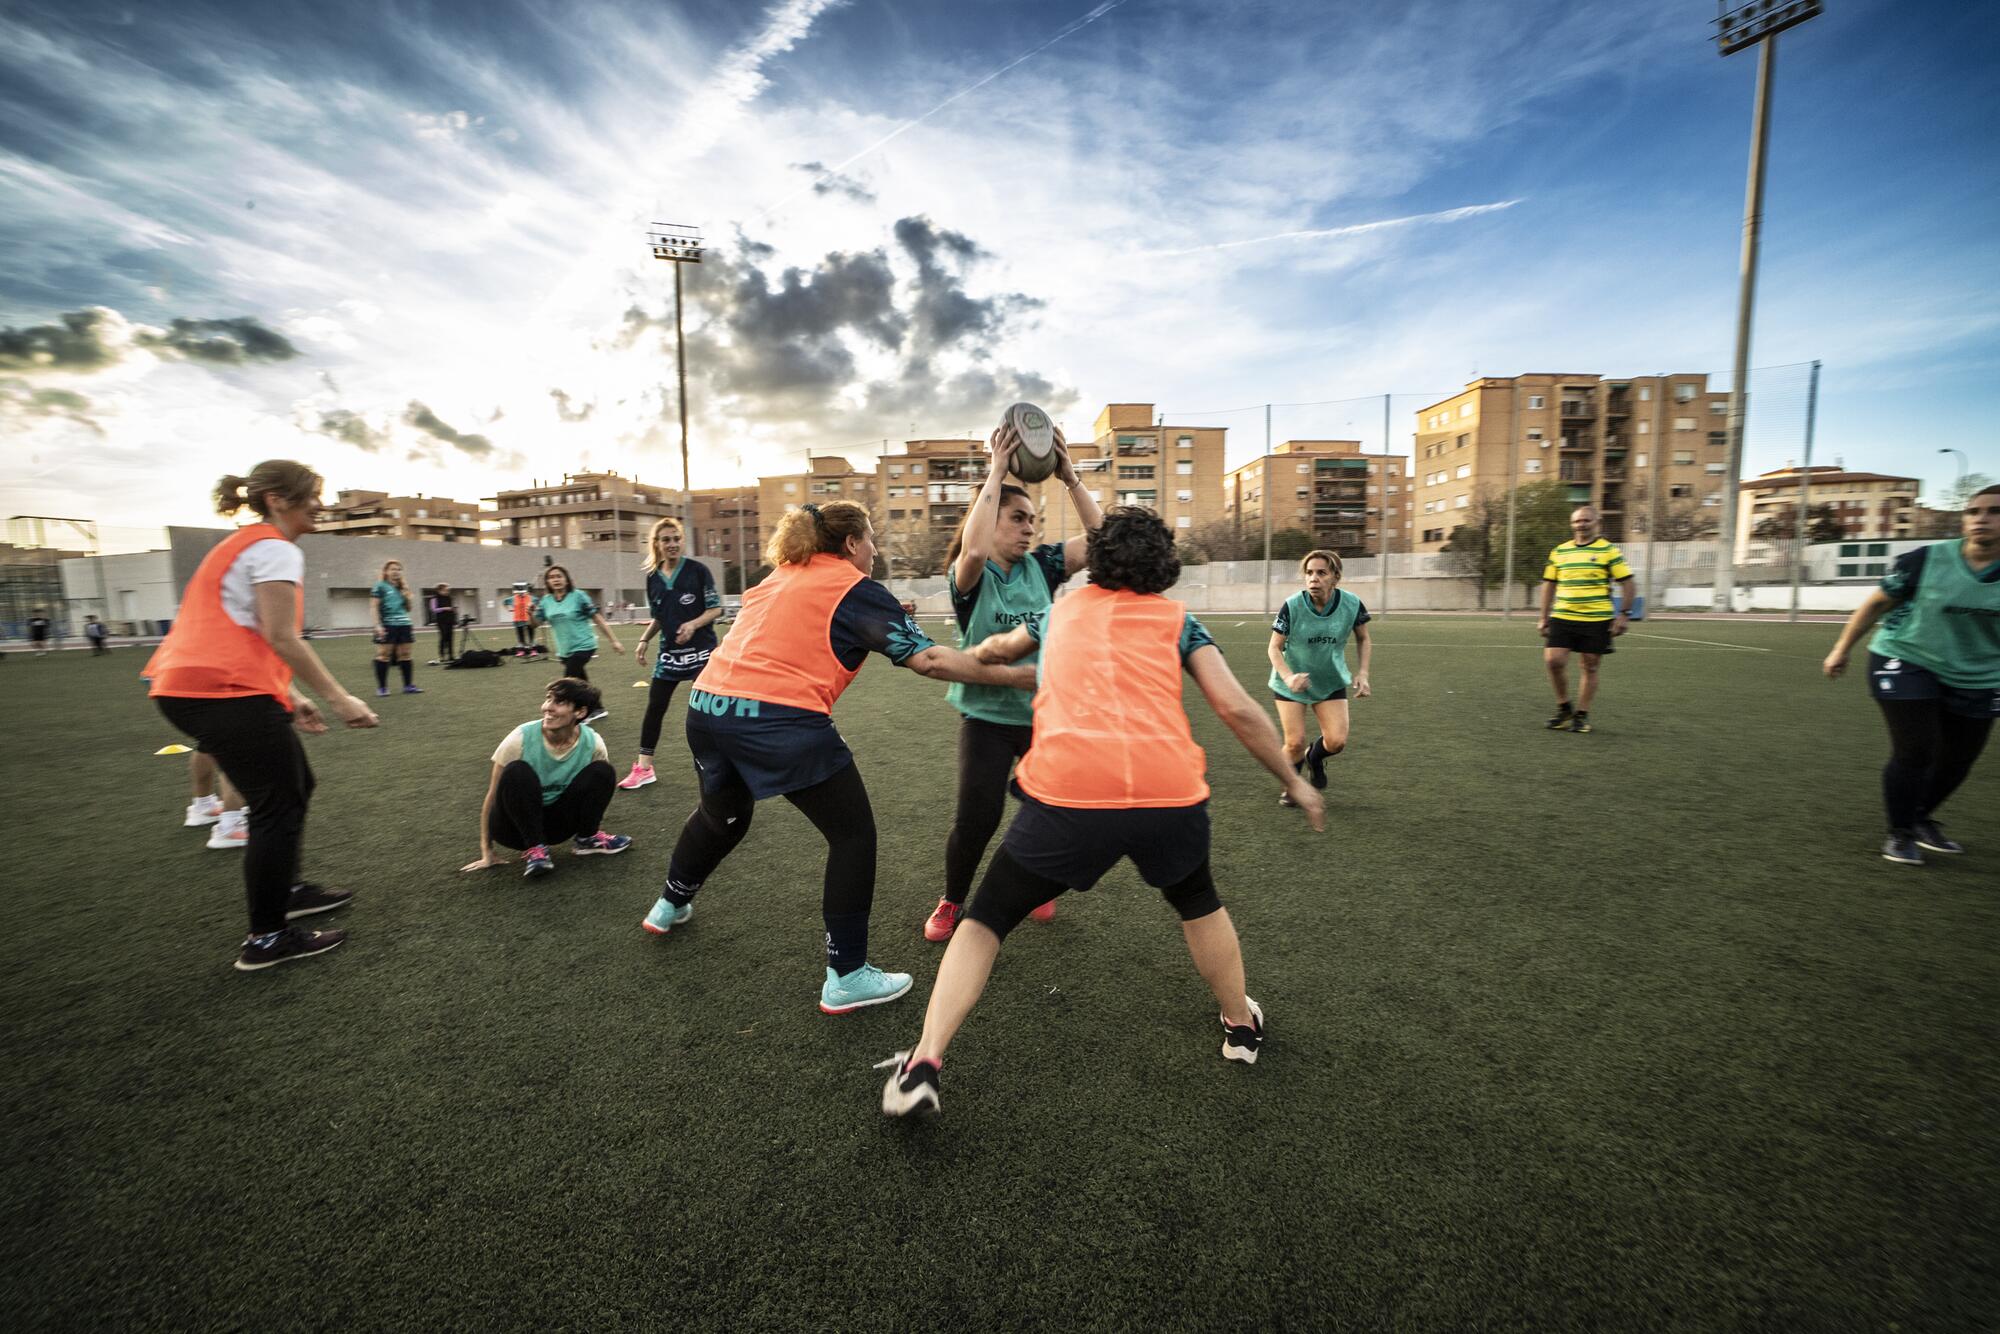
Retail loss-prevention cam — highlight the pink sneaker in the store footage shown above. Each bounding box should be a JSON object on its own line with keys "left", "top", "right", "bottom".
{"left": 922, "top": 898, "right": 964, "bottom": 943}
{"left": 618, "top": 762, "right": 657, "bottom": 791}
{"left": 1028, "top": 898, "right": 1057, "bottom": 924}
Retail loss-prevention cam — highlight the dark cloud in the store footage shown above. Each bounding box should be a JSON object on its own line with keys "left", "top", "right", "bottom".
{"left": 792, "top": 160, "right": 876, "bottom": 204}
{"left": 894, "top": 215, "right": 1038, "bottom": 361}
{"left": 0, "top": 376, "right": 104, "bottom": 434}
{"left": 314, "top": 408, "right": 385, "bottom": 451}
{"left": 0, "top": 306, "right": 298, "bottom": 373}
{"left": 549, "top": 388, "right": 594, "bottom": 421}
{"left": 403, "top": 400, "right": 496, "bottom": 457}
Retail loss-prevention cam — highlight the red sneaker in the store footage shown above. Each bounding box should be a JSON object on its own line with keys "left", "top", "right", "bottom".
{"left": 922, "top": 898, "right": 964, "bottom": 942}
{"left": 1028, "top": 898, "right": 1057, "bottom": 924}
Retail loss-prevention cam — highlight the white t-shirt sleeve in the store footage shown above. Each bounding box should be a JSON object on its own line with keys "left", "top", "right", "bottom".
{"left": 592, "top": 733, "right": 609, "bottom": 763}
{"left": 491, "top": 727, "right": 525, "bottom": 766}
{"left": 220, "top": 539, "right": 305, "bottom": 630}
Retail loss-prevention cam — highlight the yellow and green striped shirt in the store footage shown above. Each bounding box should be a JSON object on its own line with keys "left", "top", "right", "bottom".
{"left": 1543, "top": 539, "right": 1633, "bottom": 622}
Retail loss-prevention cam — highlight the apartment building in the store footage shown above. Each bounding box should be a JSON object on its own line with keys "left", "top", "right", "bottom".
{"left": 484, "top": 471, "right": 684, "bottom": 552}
{"left": 686, "top": 486, "right": 762, "bottom": 575}
{"left": 1410, "top": 374, "right": 1730, "bottom": 552}
{"left": 314, "top": 490, "right": 482, "bottom": 542}
{"left": 1088, "top": 404, "right": 1227, "bottom": 535}
{"left": 1223, "top": 440, "right": 1412, "bottom": 558}
{"left": 1735, "top": 465, "right": 1920, "bottom": 562}
{"left": 756, "top": 456, "right": 880, "bottom": 552}
{"left": 876, "top": 435, "right": 1111, "bottom": 553}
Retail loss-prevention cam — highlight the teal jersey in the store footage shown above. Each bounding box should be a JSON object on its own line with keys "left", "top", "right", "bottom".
{"left": 372, "top": 581, "right": 412, "bottom": 626}
{"left": 538, "top": 591, "right": 599, "bottom": 657}
{"left": 947, "top": 544, "right": 1065, "bottom": 727}
{"left": 519, "top": 720, "right": 599, "bottom": 806}
{"left": 1268, "top": 589, "right": 1369, "bottom": 702}
{"left": 1869, "top": 540, "right": 2000, "bottom": 689}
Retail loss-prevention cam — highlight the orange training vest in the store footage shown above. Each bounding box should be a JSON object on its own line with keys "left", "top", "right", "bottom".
{"left": 695, "top": 553, "right": 867, "bottom": 714}
{"left": 1014, "top": 584, "right": 1210, "bottom": 809}
{"left": 145, "top": 523, "right": 302, "bottom": 708}
{"left": 512, "top": 592, "right": 531, "bottom": 622}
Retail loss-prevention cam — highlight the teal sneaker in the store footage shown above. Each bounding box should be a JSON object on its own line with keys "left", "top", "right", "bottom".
{"left": 641, "top": 897, "right": 692, "bottom": 936}
{"left": 819, "top": 963, "right": 911, "bottom": 1014}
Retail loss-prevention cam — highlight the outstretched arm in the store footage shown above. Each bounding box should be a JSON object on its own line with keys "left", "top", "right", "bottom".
{"left": 903, "top": 644, "right": 1035, "bottom": 689}
{"left": 463, "top": 763, "right": 510, "bottom": 870}
{"left": 1825, "top": 589, "right": 1897, "bottom": 678}
{"left": 972, "top": 625, "right": 1038, "bottom": 665}
{"left": 1187, "top": 645, "right": 1322, "bottom": 830}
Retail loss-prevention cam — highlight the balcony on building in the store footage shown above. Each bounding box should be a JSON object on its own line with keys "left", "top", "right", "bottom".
{"left": 1560, "top": 433, "right": 1595, "bottom": 452}
{"left": 1114, "top": 435, "right": 1159, "bottom": 457}
{"left": 1560, "top": 394, "right": 1596, "bottom": 419}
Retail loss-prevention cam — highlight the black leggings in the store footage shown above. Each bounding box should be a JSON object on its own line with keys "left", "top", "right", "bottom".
{"left": 515, "top": 622, "right": 535, "bottom": 647}
{"left": 943, "top": 718, "right": 1033, "bottom": 905}
{"left": 639, "top": 678, "right": 683, "bottom": 755}
{"left": 157, "top": 695, "right": 315, "bottom": 935}
{"left": 560, "top": 650, "right": 594, "bottom": 681}
{"left": 1877, "top": 699, "right": 1994, "bottom": 832}
{"left": 965, "top": 848, "right": 1222, "bottom": 940}
{"left": 436, "top": 621, "right": 456, "bottom": 660}
{"left": 488, "top": 759, "right": 617, "bottom": 848}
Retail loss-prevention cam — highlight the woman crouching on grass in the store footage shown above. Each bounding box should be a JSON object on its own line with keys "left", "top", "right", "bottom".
{"left": 878, "top": 507, "right": 1324, "bottom": 1118}
{"left": 1267, "top": 549, "right": 1371, "bottom": 808}
{"left": 463, "top": 678, "right": 630, "bottom": 880}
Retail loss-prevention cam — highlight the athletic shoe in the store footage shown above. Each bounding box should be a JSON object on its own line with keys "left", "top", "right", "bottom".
{"left": 819, "top": 963, "right": 912, "bottom": 1014}
{"left": 1278, "top": 790, "right": 1298, "bottom": 808}
{"left": 234, "top": 926, "right": 345, "bottom": 972}
{"left": 641, "top": 897, "right": 693, "bottom": 935}
{"left": 1569, "top": 711, "right": 1593, "bottom": 734}
{"left": 1881, "top": 834, "right": 1923, "bottom": 866}
{"left": 618, "top": 763, "right": 657, "bottom": 791}
{"left": 375, "top": 686, "right": 389, "bottom": 698}
{"left": 285, "top": 883, "right": 353, "bottom": 919}
{"left": 184, "top": 795, "right": 223, "bottom": 827}
{"left": 522, "top": 845, "right": 555, "bottom": 878}
{"left": 876, "top": 1050, "right": 942, "bottom": 1117}
{"left": 1305, "top": 748, "right": 1329, "bottom": 790}
{"left": 1913, "top": 820, "right": 1964, "bottom": 854}
{"left": 1546, "top": 705, "right": 1574, "bottom": 730}
{"left": 207, "top": 810, "right": 249, "bottom": 850}
{"left": 586, "top": 708, "right": 610, "bottom": 725}
{"left": 922, "top": 898, "right": 964, "bottom": 942}
{"left": 402, "top": 685, "right": 424, "bottom": 694}
{"left": 1221, "top": 998, "right": 1266, "bottom": 1065}
{"left": 1029, "top": 898, "right": 1057, "bottom": 924}
{"left": 572, "top": 830, "right": 632, "bottom": 856}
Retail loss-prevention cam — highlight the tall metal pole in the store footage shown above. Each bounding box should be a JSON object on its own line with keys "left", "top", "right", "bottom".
{"left": 674, "top": 261, "right": 692, "bottom": 508}
{"left": 1502, "top": 382, "right": 1520, "bottom": 618}
{"left": 1378, "top": 393, "right": 1391, "bottom": 616}
{"left": 1646, "top": 374, "right": 1667, "bottom": 612}
{"left": 1262, "top": 404, "right": 1274, "bottom": 615}
{"left": 1787, "top": 359, "right": 1820, "bottom": 622}
{"left": 1715, "top": 34, "right": 1777, "bottom": 614}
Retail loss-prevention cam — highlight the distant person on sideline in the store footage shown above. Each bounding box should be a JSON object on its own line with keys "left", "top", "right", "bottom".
{"left": 85, "top": 614, "right": 109, "bottom": 655}
{"left": 1538, "top": 505, "right": 1635, "bottom": 733}
{"left": 1823, "top": 484, "right": 2000, "bottom": 865}
{"left": 371, "top": 560, "right": 421, "bottom": 696}
{"left": 511, "top": 586, "right": 535, "bottom": 649}
{"left": 27, "top": 610, "right": 52, "bottom": 655}
{"left": 428, "top": 583, "right": 458, "bottom": 663}
{"left": 146, "top": 460, "right": 379, "bottom": 972}
{"left": 463, "top": 677, "right": 630, "bottom": 879}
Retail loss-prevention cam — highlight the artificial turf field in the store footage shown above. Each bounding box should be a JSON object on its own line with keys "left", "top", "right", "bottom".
{"left": 2, "top": 614, "right": 1995, "bottom": 1331}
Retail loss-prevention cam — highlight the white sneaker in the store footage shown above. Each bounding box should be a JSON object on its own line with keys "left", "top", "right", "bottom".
{"left": 207, "top": 809, "right": 249, "bottom": 850}
{"left": 184, "top": 795, "right": 223, "bottom": 827}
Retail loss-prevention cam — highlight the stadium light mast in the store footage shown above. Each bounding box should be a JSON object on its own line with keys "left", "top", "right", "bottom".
{"left": 646, "top": 222, "right": 704, "bottom": 516}
{"left": 1712, "top": 0, "right": 1820, "bottom": 614}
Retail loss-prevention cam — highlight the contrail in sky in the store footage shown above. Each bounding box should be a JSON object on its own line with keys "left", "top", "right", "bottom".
{"left": 1143, "top": 200, "right": 1523, "bottom": 257}
{"left": 758, "top": 0, "right": 1135, "bottom": 218}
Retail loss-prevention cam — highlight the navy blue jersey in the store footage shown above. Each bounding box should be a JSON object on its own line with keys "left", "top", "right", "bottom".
{"left": 647, "top": 559, "right": 721, "bottom": 680}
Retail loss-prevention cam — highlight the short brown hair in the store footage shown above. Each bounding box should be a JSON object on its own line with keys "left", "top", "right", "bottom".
{"left": 545, "top": 677, "right": 602, "bottom": 717}
{"left": 1299, "top": 549, "right": 1342, "bottom": 578}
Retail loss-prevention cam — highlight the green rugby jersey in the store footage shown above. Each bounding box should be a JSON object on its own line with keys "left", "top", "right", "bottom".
{"left": 538, "top": 591, "right": 599, "bottom": 657}
{"left": 1543, "top": 538, "right": 1633, "bottom": 622}
{"left": 948, "top": 544, "right": 1065, "bottom": 726}
{"left": 1868, "top": 540, "right": 2000, "bottom": 689}
{"left": 372, "top": 580, "right": 412, "bottom": 626}
{"left": 1268, "top": 588, "right": 1369, "bottom": 703}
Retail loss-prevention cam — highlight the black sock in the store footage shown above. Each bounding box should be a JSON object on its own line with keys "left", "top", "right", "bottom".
{"left": 824, "top": 910, "right": 870, "bottom": 976}
{"left": 398, "top": 659, "right": 413, "bottom": 687}
{"left": 373, "top": 659, "right": 389, "bottom": 688}
{"left": 1305, "top": 738, "right": 1327, "bottom": 766}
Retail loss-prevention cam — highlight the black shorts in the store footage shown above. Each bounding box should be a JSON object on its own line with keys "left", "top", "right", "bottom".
{"left": 1868, "top": 653, "right": 2000, "bottom": 718}
{"left": 998, "top": 789, "right": 1210, "bottom": 891}
{"left": 1273, "top": 689, "right": 1347, "bottom": 706}
{"left": 1545, "top": 618, "right": 1614, "bottom": 655}
{"left": 685, "top": 696, "right": 854, "bottom": 800}
{"left": 377, "top": 625, "right": 415, "bottom": 646}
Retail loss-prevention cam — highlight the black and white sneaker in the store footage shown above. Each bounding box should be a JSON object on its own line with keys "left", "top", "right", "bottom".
{"left": 1221, "top": 998, "right": 1266, "bottom": 1065}
{"left": 1546, "top": 705, "right": 1574, "bottom": 731}
{"left": 234, "top": 926, "right": 345, "bottom": 972}
{"left": 876, "top": 1051, "right": 942, "bottom": 1117}
{"left": 585, "top": 708, "right": 610, "bottom": 725}
{"left": 1912, "top": 820, "right": 1964, "bottom": 854}
{"left": 1882, "top": 834, "right": 1924, "bottom": 866}
{"left": 285, "top": 883, "right": 353, "bottom": 920}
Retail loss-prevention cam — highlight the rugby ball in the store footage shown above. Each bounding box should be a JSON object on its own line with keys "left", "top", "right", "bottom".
{"left": 1003, "top": 402, "right": 1059, "bottom": 484}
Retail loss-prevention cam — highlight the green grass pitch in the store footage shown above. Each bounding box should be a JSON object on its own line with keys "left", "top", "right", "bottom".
{"left": 1, "top": 615, "right": 1994, "bottom": 1329}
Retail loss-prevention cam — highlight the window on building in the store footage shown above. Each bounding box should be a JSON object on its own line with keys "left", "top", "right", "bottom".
{"left": 1670, "top": 484, "right": 1693, "bottom": 499}
{"left": 1178, "top": 436, "right": 1193, "bottom": 448}
{"left": 1177, "top": 460, "right": 1193, "bottom": 475}
{"left": 1176, "top": 516, "right": 1191, "bottom": 528}
{"left": 1867, "top": 542, "right": 1888, "bottom": 556}
{"left": 1456, "top": 434, "right": 1469, "bottom": 449}
{"left": 1460, "top": 403, "right": 1473, "bottom": 419}
{"left": 1638, "top": 386, "right": 1652, "bottom": 401}
{"left": 1674, "top": 417, "right": 1696, "bottom": 432}
{"left": 1670, "top": 384, "right": 1693, "bottom": 402}
{"left": 1453, "top": 494, "right": 1470, "bottom": 509}
{"left": 1705, "top": 463, "right": 1725, "bottom": 474}
{"left": 1528, "top": 394, "right": 1545, "bottom": 409}
{"left": 1673, "top": 450, "right": 1695, "bottom": 465}
{"left": 1701, "top": 494, "right": 1722, "bottom": 507}
{"left": 1637, "top": 421, "right": 1650, "bottom": 435}
{"left": 910, "top": 464, "right": 923, "bottom": 475}
{"left": 1525, "top": 458, "right": 1543, "bottom": 474}
{"left": 1180, "top": 489, "right": 1195, "bottom": 503}
{"left": 1710, "top": 401, "right": 1726, "bottom": 414}
{"left": 1527, "top": 429, "right": 1544, "bottom": 441}
{"left": 1707, "top": 432, "right": 1726, "bottom": 448}
{"left": 1455, "top": 464, "right": 1472, "bottom": 479}
{"left": 783, "top": 483, "right": 797, "bottom": 493}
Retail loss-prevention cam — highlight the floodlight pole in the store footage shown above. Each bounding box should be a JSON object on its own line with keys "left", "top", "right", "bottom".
{"left": 674, "top": 263, "right": 690, "bottom": 498}
{"left": 1786, "top": 359, "right": 1820, "bottom": 622}
{"left": 647, "top": 222, "right": 704, "bottom": 532}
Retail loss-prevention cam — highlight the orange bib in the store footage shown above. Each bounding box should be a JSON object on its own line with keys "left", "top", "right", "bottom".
{"left": 145, "top": 524, "right": 301, "bottom": 708}
{"left": 1014, "top": 585, "right": 1209, "bottom": 809}
{"left": 695, "top": 554, "right": 866, "bottom": 714}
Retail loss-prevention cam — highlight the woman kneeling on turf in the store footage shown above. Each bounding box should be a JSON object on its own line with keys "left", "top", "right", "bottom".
{"left": 638, "top": 500, "right": 1035, "bottom": 1017}
{"left": 1267, "top": 549, "right": 1371, "bottom": 808}
{"left": 464, "top": 678, "right": 630, "bottom": 879}
{"left": 879, "top": 507, "right": 1325, "bottom": 1117}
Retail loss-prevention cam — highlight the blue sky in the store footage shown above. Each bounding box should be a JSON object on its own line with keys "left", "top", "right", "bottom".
{"left": 2, "top": 0, "right": 1995, "bottom": 532}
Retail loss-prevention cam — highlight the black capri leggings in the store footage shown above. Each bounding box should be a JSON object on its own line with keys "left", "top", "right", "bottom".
{"left": 965, "top": 848, "right": 1222, "bottom": 941}
{"left": 942, "top": 718, "right": 1033, "bottom": 905}
{"left": 664, "top": 760, "right": 877, "bottom": 921}
{"left": 1877, "top": 698, "right": 1994, "bottom": 831}
{"left": 639, "top": 677, "right": 683, "bottom": 755}
{"left": 560, "top": 650, "right": 594, "bottom": 681}
{"left": 156, "top": 694, "right": 316, "bottom": 935}
{"left": 488, "top": 759, "right": 616, "bottom": 848}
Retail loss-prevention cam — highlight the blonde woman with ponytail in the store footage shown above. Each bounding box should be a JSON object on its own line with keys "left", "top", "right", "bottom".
{"left": 620, "top": 516, "right": 723, "bottom": 790}
{"left": 147, "top": 461, "right": 379, "bottom": 972}
{"left": 370, "top": 559, "right": 420, "bottom": 696}
{"left": 639, "top": 500, "right": 1034, "bottom": 1018}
